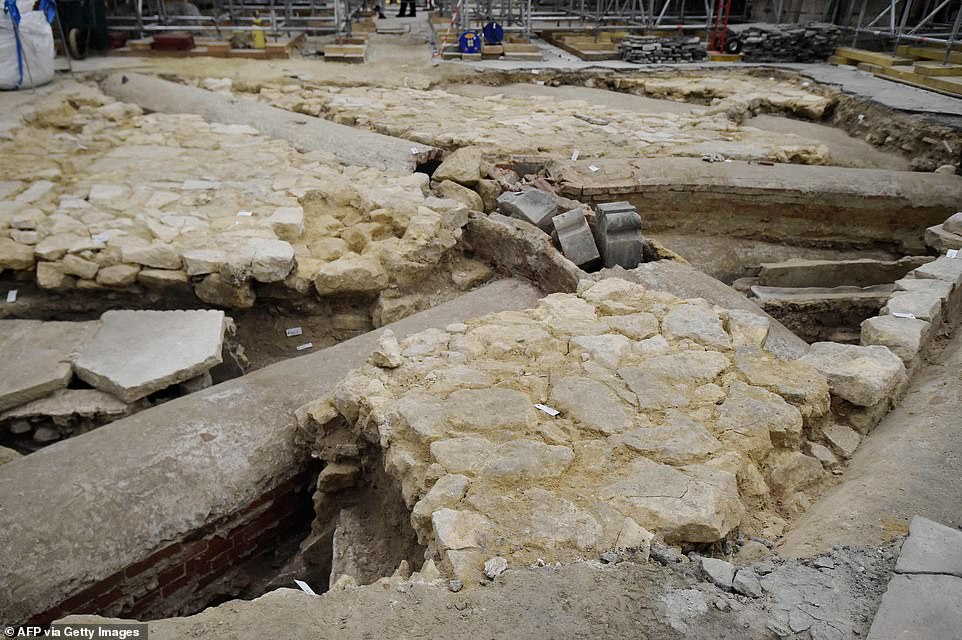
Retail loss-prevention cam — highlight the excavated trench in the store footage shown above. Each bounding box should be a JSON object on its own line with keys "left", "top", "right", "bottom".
{"left": 3, "top": 69, "right": 960, "bottom": 625}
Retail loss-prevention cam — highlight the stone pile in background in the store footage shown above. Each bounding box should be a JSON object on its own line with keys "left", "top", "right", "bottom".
{"left": 619, "top": 36, "right": 707, "bottom": 64}
{"left": 732, "top": 23, "right": 841, "bottom": 63}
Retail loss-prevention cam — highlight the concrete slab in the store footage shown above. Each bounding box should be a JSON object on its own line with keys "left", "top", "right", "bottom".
{"left": 0, "top": 320, "right": 100, "bottom": 412}
{"left": 895, "top": 516, "right": 962, "bottom": 579}
{"left": 866, "top": 574, "right": 962, "bottom": 640}
{"left": 73, "top": 310, "right": 228, "bottom": 402}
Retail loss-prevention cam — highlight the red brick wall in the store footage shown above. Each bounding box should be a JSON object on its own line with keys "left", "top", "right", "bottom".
{"left": 29, "top": 472, "right": 314, "bottom": 626}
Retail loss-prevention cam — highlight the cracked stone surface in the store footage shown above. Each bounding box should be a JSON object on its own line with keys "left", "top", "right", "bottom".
{"left": 302, "top": 278, "right": 845, "bottom": 583}
{"left": 73, "top": 310, "right": 229, "bottom": 402}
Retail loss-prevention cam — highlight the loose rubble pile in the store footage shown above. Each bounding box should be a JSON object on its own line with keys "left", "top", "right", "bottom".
{"left": 731, "top": 23, "right": 842, "bottom": 63}
{"left": 0, "top": 310, "right": 235, "bottom": 450}
{"left": 236, "top": 80, "right": 832, "bottom": 164}
{"left": 0, "top": 82, "right": 477, "bottom": 313}
{"left": 297, "top": 277, "right": 908, "bottom": 585}
{"left": 619, "top": 36, "right": 707, "bottom": 64}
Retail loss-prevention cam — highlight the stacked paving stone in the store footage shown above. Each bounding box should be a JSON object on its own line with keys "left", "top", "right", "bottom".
{"left": 734, "top": 23, "right": 841, "bottom": 63}
{"left": 619, "top": 35, "right": 707, "bottom": 64}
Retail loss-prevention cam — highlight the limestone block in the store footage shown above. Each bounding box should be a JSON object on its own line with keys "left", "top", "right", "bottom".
{"left": 476, "top": 179, "right": 501, "bottom": 212}
{"left": 60, "top": 254, "right": 99, "bottom": 280}
{"left": 96, "top": 264, "right": 140, "bottom": 286}
{"left": 822, "top": 422, "right": 860, "bottom": 459}
{"left": 799, "top": 342, "right": 907, "bottom": 407}
{"left": 194, "top": 273, "right": 256, "bottom": 308}
{"left": 35, "top": 233, "right": 85, "bottom": 261}
{"left": 894, "top": 277, "right": 953, "bottom": 303}
{"left": 313, "top": 254, "right": 389, "bottom": 295}
{"left": 308, "top": 237, "right": 350, "bottom": 261}
{"left": 0, "top": 388, "right": 129, "bottom": 421}
{"left": 615, "top": 410, "right": 722, "bottom": 465}
{"left": 701, "top": 557, "right": 735, "bottom": 589}
{"left": 895, "top": 516, "right": 962, "bottom": 578}
{"left": 476, "top": 439, "right": 575, "bottom": 480}
{"left": 733, "top": 351, "right": 830, "bottom": 420}
{"left": 617, "top": 367, "right": 691, "bottom": 410}
{"left": 911, "top": 257, "right": 962, "bottom": 288}
{"left": 717, "top": 381, "right": 803, "bottom": 453}
{"left": 552, "top": 208, "right": 600, "bottom": 267}
{"left": 882, "top": 290, "right": 943, "bottom": 323}
{"left": 431, "top": 508, "right": 491, "bottom": 551}
{"left": 0, "top": 238, "right": 35, "bottom": 270}
{"left": 436, "top": 180, "right": 483, "bottom": 212}
{"left": 182, "top": 249, "right": 227, "bottom": 276}
{"left": 15, "top": 180, "right": 55, "bottom": 204}
{"left": 602, "top": 312, "right": 659, "bottom": 340}
{"left": 10, "top": 208, "right": 45, "bottom": 230}
{"left": 249, "top": 238, "right": 295, "bottom": 283}
{"left": 411, "top": 474, "right": 471, "bottom": 530}
{"left": 602, "top": 459, "right": 744, "bottom": 543}
{"left": 73, "top": 310, "right": 227, "bottom": 402}
{"left": 263, "top": 206, "right": 305, "bottom": 242}
{"left": 861, "top": 315, "right": 930, "bottom": 366}
{"left": 662, "top": 304, "right": 731, "bottom": 349}
{"left": 0, "top": 320, "right": 100, "bottom": 412}
{"left": 924, "top": 224, "right": 962, "bottom": 252}
{"left": 549, "top": 376, "right": 633, "bottom": 435}
{"left": 36, "top": 262, "right": 71, "bottom": 289}
{"left": 137, "top": 269, "right": 190, "bottom": 289}
{"left": 87, "top": 184, "right": 130, "bottom": 210}
{"left": 765, "top": 450, "right": 825, "bottom": 494}
{"left": 0, "top": 446, "right": 21, "bottom": 466}
{"left": 121, "top": 243, "right": 183, "bottom": 270}
{"left": 373, "top": 292, "right": 421, "bottom": 327}
{"left": 568, "top": 334, "right": 632, "bottom": 368}
{"left": 944, "top": 211, "right": 962, "bottom": 236}
{"left": 497, "top": 188, "right": 559, "bottom": 232}
{"left": 595, "top": 202, "right": 644, "bottom": 269}
{"left": 10, "top": 230, "right": 39, "bottom": 245}
{"left": 727, "top": 310, "right": 770, "bottom": 349}
{"left": 369, "top": 329, "right": 403, "bottom": 369}
{"left": 615, "top": 518, "right": 654, "bottom": 558}
{"left": 433, "top": 147, "right": 483, "bottom": 186}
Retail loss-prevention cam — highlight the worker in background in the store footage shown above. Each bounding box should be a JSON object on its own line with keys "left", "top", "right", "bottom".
{"left": 396, "top": 0, "right": 415, "bottom": 17}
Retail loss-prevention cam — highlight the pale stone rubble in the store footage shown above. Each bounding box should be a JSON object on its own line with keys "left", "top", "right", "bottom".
{"left": 239, "top": 79, "right": 832, "bottom": 165}
{"left": 0, "top": 84, "right": 472, "bottom": 310}
{"left": 0, "top": 311, "right": 234, "bottom": 447}
{"left": 299, "top": 278, "right": 907, "bottom": 585}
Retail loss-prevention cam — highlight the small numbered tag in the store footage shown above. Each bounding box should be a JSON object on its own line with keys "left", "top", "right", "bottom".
{"left": 285, "top": 327, "right": 303, "bottom": 337}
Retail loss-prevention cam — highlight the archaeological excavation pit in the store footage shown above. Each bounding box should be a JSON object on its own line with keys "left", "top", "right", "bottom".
{"left": 2, "top": 12, "right": 962, "bottom": 638}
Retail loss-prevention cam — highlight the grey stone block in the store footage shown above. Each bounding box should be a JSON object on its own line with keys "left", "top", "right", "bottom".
{"left": 497, "top": 188, "right": 559, "bottom": 232}
{"left": 595, "top": 202, "right": 644, "bottom": 269}
{"left": 944, "top": 211, "right": 962, "bottom": 236}
{"left": 867, "top": 574, "right": 962, "bottom": 640}
{"left": 860, "top": 315, "right": 930, "bottom": 366}
{"left": 894, "top": 277, "right": 953, "bottom": 303}
{"left": 895, "top": 516, "right": 962, "bottom": 578}
{"left": 881, "top": 290, "right": 943, "bottom": 323}
{"left": 552, "top": 208, "right": 600, "bottom": 267}
{"left": 911, "top": 257, "right": 962, "bottom": 288}
{"left": 925, "top": 224, "right": 962, "bottom": 252}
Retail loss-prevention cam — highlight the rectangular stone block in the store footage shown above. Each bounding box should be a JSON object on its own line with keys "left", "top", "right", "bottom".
{"left": 552, "top": 208, "right": 600, "bottom": 268}
{"left": 881, "top": 290, "right": 943, "bottom": 323}
{"left": 861, "top": 315, "right": 930, "bottom": 366}
{"left": 911, "top": 257, "right": 962, "bottom": 288}
{"left": 497, "top": 188, "right": 559, "bottom": 233}
{"left": 594, "top": 202, "right": 644, "bottom": 269}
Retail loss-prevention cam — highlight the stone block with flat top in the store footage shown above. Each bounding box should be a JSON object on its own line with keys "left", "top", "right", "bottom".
{"left": 552, "top": 208, "right": 600, "bottom": 267}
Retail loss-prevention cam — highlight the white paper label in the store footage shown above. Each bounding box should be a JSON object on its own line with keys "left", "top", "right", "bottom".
{"left": 296, "top": 342, "right": 313, "bottom": 351}
{"left": 571, "top": 150, "right": 580, "bottom": 161}
{"left": 91, "top": 233, "right": 109, "bottom": 243}
{"left": 285, "top": 327, "right": 303, "bottom": 337}
{"left": 237, "top": 210, "right": 253, "bottom": 217}
{"left": 891, "top": 312, "right": 917, "bottom": 319}
{"left": 6, "top": 290, "right": 17, "bottom": 303}
{"left": 534, "top": 403, "right": 560, "bottom": 417}
{"left": 294, "top": 579, "right": 317, "bottom": 596}
{"left": 411, "top": 148, "right": 419, "bottom": 155}
{"left": 947, "top": 249, "right": 959, "bottom": 259}
{"left": 588, "top": 165, "right": 600, "bottom": 173}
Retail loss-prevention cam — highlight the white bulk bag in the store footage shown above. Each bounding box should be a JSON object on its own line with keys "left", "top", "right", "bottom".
{"left": 1, "top": 9, "right": 55, "bottom": 90}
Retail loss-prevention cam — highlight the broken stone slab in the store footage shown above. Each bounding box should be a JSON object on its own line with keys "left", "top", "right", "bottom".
{"left": 798, "top": 342, "right": 906, "bottom": 407}
{"left": 662, "top": 303, "right": 731, "bottom": 350}
{"left": 732, "top": 568, "right": 763, "bottom": 597}
{"left": 0, "top": 320, "right": 100, "bottom": 412}
{"left": 595, "top": 202, "right": 644, "bottom": 269}
{"left": 0, "top": 238, "right": 35, "bottom": 270}
{"left": 0, "top": 388, "right": 129, "bottom": 421}
{"left": 497, "top": 187, "right": 559, "bottom": 232}
{"left": 313, "top": 254, "right": 389, "bottom": 296}
{"left": 881, "top": 290, "right": 943, "bottom": 323}
{"left": 369, "top": 329, "right": 403, "bottom": 369}
{"left": 944, "top": 211, "right": 962, "bottom": 236}
{"left": 0, "top": 445, "right": 21, "bottom": 466}
{"left": 822, "top": 422, "right": 860, "bottom": 459}
{"left": 924, "top": 224, "right": 962, "bottom": 252}
{"left": 860, "top": 315, "right": 930, "bottom": 366}
{"left": 910, "top": 256, "right": 962, "bottom": 288}
{"left": 701, "top": 557, "right": 736, "bottom": 589}
{"left": 73, "top": 310, "right": 228, "bottom": 402}
{"left": 436, "top": 180, "right": 483, "bottom": 212}
{"left": 866, "top": 574, "right": 962, "bottom": 640}
{"left": 262, "top": 206, "right": 304, "bottom": 242}
{"left": 433, "top": 147, "right": 483, "bottom": 186}
{"left": 894, "top": 516, "right": 962, "bottom": 579}
{"left": 552, "top": 208, "right": 600, "bottom": 267}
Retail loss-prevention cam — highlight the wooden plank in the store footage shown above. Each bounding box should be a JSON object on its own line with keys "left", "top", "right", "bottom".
{"left": 914, "top": 61, "right": 962, "bottom": 76}
{"left": 896, "top": 45, "right": 962, "bottom": 65}
{"left": 857, "top": 62, "right": 884, "bottom": 73}
{"left": 708, "top": 53, "right": 742, "bottom": 62}
{"left": 875, "top": 64, "right": 962, "bottom": 97}
{"left": 835, "top": 47, "right": 914, "bottom": 67}
{"left": 827, "top": 54, "right": 855, "bottom": 65}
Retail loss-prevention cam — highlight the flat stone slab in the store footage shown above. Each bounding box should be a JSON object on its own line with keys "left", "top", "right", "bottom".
{"left": 799, "top": 342, "right": 906, "bottom": 407}
{"left": 0, "top": 389, "right": 130, "bottom": 421}
{"left": 895, "top": 516, "right": 962, "bottom": 578}
{"left": 867, "top": 574, "right": 962, "bottom": 640}
{"left": 73, "top": 310, "right": 228, "bottom": 402}
{"left": 0, "top": 320, "right": 100, "bottom": 412}
{"left": 911, "top": 256, "right": 962, "bottom": 287}
{"left": 860, "top": 315, "right": 930, "bottom": 366}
